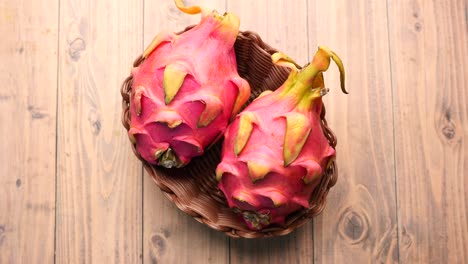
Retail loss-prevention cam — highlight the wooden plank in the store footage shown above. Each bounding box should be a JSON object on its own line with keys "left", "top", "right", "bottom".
{"left": 387, "top": 0, "right": 468, "bottom": 263}
{"left": 55, "top": 0, "right": 143, "bottom": 262}
{"left": 142, "top": 1, "right": 229, "bottom": 263}
{"left": 231, "top": 0, "right": 310, "bottom": 66}
{"left": 0, "top": 0, "right": 58, "bottom": 263}
{"left": 143, "top": 178, "right": 229, "bottom": 264}
{"left": 308, "top": 0, "right": 398, "bottom": 263}
{"left": 227, "top": 1, "right": 314, "bottom": 263}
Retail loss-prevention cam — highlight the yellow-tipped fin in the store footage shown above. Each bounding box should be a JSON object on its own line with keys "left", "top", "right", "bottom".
{"left": 296, "top": 159, "right": 322, "bottom": 184}
{"left": 215, "top": 162, "right": 241, "bottom": 182}
{"left": 167, "top": 120, "right": 182, "bottom": 129}
{"left": 283, "top": 112, "right": 312, "bottom": 166}
{"left": 234, "top": 112, "right": 257, "bottom": 156}
{"left": 266, "top": 191, "right": 287, "bottom": 208}
{"left": 151, "top": 109, "right": 184, "bottom": 129}
{"left": 142, "top": 31, "right": 175, "bottom": 59}
{"left": 163, "top": 64, "right": 187, "bottom": 104}
{"left": 133, "top": 86, "right": 145, "bottom": 116}
{"left": 247, "top": 162, "right": 270, "bottom": 182}
{"left": 272, "top": 52, "right": 301, "bottom": 72}
{"left": 233, "top": 191, "right": 260, "bottom": 207}
{"left": 229, "top": 77, "right": 251, "bottom": 118}
{"left": 128, "top": 127, "right": 142, "bottom": 144}
{"left": 215, "top": 168, "right": 224, "bottom": 181}
{"left": 254, "top": 90, "right": 273, "bottom": 101}
{"left": 197, "top": 94, "right": 223, "bottom": 128}
{"left": 128, "top": 132, "right": 136, "bottom": 144}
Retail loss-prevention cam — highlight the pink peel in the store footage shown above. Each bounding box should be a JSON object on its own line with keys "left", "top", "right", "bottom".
{"left": 216, "top": 47, "right": 347, "bottom": 230}
{"left": 129, "top": 1, "right": 250, "bottom": 167}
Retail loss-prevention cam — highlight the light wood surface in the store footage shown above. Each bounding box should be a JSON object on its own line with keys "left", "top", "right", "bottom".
{"left": 55, "top": 0, "right": 143, "bottom": 263}
{"left": 310, "top": 0, "right": 399, "bottom": 263}
{"left": 0, "top": 0, "right": 58, "bottom": 263}
{"left": 388, "top": 0, "right": 468, "bottom": 263}
{"left": 0, "top": 0, "right": 466, "bottom": 263}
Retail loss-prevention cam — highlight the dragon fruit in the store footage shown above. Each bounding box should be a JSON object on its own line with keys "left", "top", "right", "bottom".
{"left": 216, "top": 47, "right": 347, "bottom": 230}
{"left": 128, "top": 0, "right": 250, "bottom": 168}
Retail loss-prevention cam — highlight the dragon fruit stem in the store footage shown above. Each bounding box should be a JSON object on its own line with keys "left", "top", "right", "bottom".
{"left": 300, "top": 47, "right": 347, "bottom": 110}
{"left": 298, "top": 46, "right": 347, "bottom": 94}
{"left": 174, "top": 0, "right": 204, "bottom": 15}
{"left": 174, "top": 0, "right": 239, "bottom": 49}
{"left": 276, "top": 47, "right": 347, "bottom": 110}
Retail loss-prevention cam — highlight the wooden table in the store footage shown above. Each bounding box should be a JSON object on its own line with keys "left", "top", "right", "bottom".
{"left": 1, "top": 0, "right": 467, "bottom": 263}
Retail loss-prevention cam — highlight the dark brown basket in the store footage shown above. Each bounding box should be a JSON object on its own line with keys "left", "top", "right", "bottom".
{"left": 121, "top": 30, "right": 338, "bottom": 238}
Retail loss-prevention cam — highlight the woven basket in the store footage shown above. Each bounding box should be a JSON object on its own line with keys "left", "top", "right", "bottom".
{"left": 121, "top": 30, "right": 338, "bottom": 238}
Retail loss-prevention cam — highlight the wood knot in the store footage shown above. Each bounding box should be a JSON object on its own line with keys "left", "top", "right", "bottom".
{"left": 338, "top": 207, "right": 370, "bottom": 244}
{"left": 16, "top": 179, "right": 21, "bottom": 188}
{"left": 401, "top": 227, "right": 413, "bottom": 249}
{"left": 0, "top": 94, "right": 12, "bottom": 101}
{"left": 0, "top": 225, "right": 5, "bottom": 245}
{"left": 28, "top": 105, "right": 47, "bottom": 119}
{"left": 149, "top": 232, "right": 168, "bottom": 264}
{"left": 436, "top": 105, "right": 459, "bottom": 145}
{"left": 88, "top": 109, "right": 102, "bottom": 135}
{"left": 442, "top": 125, "right": 455, "bottom": 139}
{"left": 69, "top": 37, "right": 86, "bottom": 61}
{"left": 161, "top": 228, "right": 171, "bottom": 238}
{"left": 26, "top": 202, "right": 52, "bottom": 212}
{"left": 150, "top": 233, "right": 167, "bottom": 255}
{"left": 414, "top": 22, "right": 422, "bottom": 32}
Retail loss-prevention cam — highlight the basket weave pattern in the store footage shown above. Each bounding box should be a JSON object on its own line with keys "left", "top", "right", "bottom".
{"left": 121, "top": 31, "right": 338, "bottom": 238}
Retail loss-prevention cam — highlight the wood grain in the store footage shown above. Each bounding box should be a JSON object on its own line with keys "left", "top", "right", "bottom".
{"left": 1, "top": 0, "right": 467, "bottom": 263}
{"left": 142, "top": 1, "right": 229, "bottom": 264}
{"left": 0, "top": 0, "right": 58, "bottom": 263}
{"left": 230, "top": 0, "right": 310, "bottom": 66}
{"left": 388, "top": 0, "right": 468, "bottom": 263}
{"left": 55, "top": 0, "right": 143, "bottom": 262}
{"left": 308, "top": 0, "right": 398, "bottom": 263}
{"left": 227, "top": 1, "right": 314, "bottom": 263}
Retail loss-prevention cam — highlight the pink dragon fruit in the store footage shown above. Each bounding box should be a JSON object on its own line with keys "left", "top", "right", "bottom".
{"left": 129, "top": 0, "right": 250, "bottom": 168}
{"left": 216, "top": 47, "right": 347, "bottom": 230}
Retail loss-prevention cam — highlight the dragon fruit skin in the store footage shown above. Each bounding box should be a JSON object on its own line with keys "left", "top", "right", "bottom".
{"left": 216, "top": 47, "right": 347, "bottom": 230}
{"left": 129, "top": 1, "right": 250, "bottom": 168}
